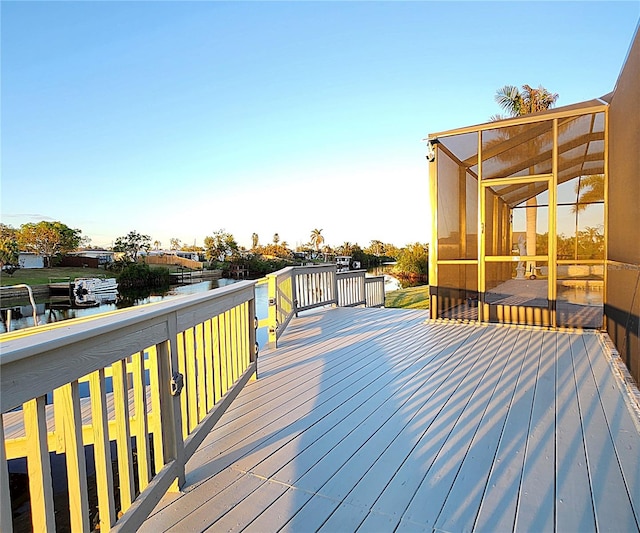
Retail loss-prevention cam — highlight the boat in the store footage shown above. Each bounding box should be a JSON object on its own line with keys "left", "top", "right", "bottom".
{"left": 73, "top": 277, "right": 118, "bottom": 307}
{"left": 74, "top": 277, "right": 117, "bottom": 293}
{"left": 335, "top": 255, "right": 351, "bottom": 272}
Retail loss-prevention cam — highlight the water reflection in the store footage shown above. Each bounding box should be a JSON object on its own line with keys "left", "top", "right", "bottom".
{"left": 367, "top": 265, "right": 425, "bottom": 290}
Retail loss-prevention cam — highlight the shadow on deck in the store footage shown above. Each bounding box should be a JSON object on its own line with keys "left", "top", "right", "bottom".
{"left": 140, "top": 307, "right": 640, "bottom": 532}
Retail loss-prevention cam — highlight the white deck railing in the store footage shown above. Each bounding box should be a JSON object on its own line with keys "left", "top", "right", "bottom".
{"left": 1, "top": 281, "right": 257, "bottom": 532}
{"left": 365, "top": 275, "right": 386, "bottom": 308}
{"left": 264, "top": 265, "right": 385, "bottom": 347}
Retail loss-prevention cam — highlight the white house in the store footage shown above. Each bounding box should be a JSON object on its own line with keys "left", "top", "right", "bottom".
{"left": 18, "top": 253, "right": 45, "bottom": 269}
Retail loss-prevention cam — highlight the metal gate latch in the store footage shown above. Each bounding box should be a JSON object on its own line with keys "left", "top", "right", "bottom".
{"left": 170, "top": 372, "right": 184, "bottom": 396}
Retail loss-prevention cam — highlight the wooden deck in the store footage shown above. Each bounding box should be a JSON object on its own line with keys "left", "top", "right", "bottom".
{"left": 140, "top": 307, "right": 640, "bottom": 532}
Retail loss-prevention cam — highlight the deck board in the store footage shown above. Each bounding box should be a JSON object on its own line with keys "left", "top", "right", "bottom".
{"left": 432, "top": 329, "right": 532, "bottom": 533}
{"left": 555, "top": 333, "right": 595, "bottom": 531}
{"left": 473, "top": 329, "right": 544, "bottom": 531}
{"left": 139, "top": 307, "right": 640, "bottom": 533}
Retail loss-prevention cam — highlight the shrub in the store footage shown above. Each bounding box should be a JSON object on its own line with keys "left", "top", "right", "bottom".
{"left": 116, "top": 263, "right": 170, "bottom": 288}
{"left": 395, "top": 243, "right": 429, "bottom": 278}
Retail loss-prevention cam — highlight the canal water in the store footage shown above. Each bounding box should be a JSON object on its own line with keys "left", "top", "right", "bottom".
{"left": 1, "top": 279, "right": 271, "bottom": 348}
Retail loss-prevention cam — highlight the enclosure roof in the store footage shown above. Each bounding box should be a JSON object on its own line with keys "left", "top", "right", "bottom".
{"left": 429, "top": 96, "right": 609, "bottom": 140}
{"left": 430, "top": 97, "right": 608, "bottom": 207}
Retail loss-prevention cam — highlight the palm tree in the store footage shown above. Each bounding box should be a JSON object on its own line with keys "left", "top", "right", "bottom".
{"left": 570, "top": 174, "right": 604, "bottom": 259}
{"left": 273, "top": 233, "right": 280, "bottom": 245}
{"left": 251, "top": 233, "right": 259, "bottom": 249}
{"left": 338, "top": 242, "right": 353, "bottom": 256}
{"left": 494, "top": 84, "right": 559, "bottom": 120}
{"left": 310, "top": 229, "right": 324, "bottom": 252}
{"left": 573, "top": 174, "right": 604, "bottom": 210}
{"left": 494, "top": 84, "right": 559, "bottom": 273}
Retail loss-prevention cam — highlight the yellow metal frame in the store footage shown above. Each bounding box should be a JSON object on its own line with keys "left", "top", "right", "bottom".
{"left": 431, "top": 106, "right": 607, "bottom": 329}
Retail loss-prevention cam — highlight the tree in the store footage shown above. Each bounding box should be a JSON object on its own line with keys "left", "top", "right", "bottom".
{"left": 251, "top": 233, "right": 259, "bottom": 249}
{"left": 573, "top": 174, "right": 604, "bottom": 211}
{"left": 384, "top": 243, "right": 401, "bottom": 260}
{"left": 570, "top": 174, "right": 604, "bottom": 259}
{"left": 18, "top": 220, "right": 82, "bottom": 267}
{"left": 395, "top": 243, "right": 429, "bottom": 277}
{"left": 494, "top": 84, "right": 559, "bottom": 272}
{"left": 273, "top": 233, "right": 280, "bottom": 245}
{"left": 153, "top": 240, "right": 161, "bottom": 251}
{"left": 366, "top": 240, "right": 384, "bottom": 257}
{"left": 113, "top": 230, "right": 152, "bottom": 262}
{"left": 337, "top": 242, "right": 354, "bottom": 256}
{"left": 170, "top": 238, "right": 181, "bottom": 250}
{"left": 310, "top": 229, "right": 324, "bottom": 252}
{"left": 0, "top": 224, "right": 20, "bottom": 274}
{"left": 493, "top": 84, "right": 559, "bottom": 121}
{"left": 204, "top": 229, "right": 238, "bottom": 262}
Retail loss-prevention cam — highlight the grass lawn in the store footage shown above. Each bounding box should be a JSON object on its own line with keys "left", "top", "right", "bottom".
{"left": 0, "top": 267, "right": 113, "bottom": 287}
{"left": 0, "top": 263, "right": 205, "bottom": 287}
{"left": 385, "top": 285, "right": 430, "bottom": 310}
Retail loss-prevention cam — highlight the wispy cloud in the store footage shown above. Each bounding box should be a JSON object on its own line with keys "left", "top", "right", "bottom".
{"left": 4, "top": 213, "right": 56, "bottom": 222}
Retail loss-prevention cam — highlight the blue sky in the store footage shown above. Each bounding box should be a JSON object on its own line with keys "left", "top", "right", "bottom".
{"left": 2, "top": 1, "right": 638, "bottom": 250}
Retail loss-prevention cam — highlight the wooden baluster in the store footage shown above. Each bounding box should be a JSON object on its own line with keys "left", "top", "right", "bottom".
{"left": 185, "top": 327, "right": 198, "bottom": 433}
{"left": 176, "top": 332, "right": 188, "bottom": 440}
{"left": 24, "top": 396, "right": 56, "bottom": 532}
{"left": 195, "top": 323, "right": 206, "bottom": 422}
{"left": 0, "top": 418, "right": 13, "bottom": 533}
{"left": 204, "top": 318, "right": 215, "bottom": 410}
{"left": 147, "top": 345, "right": 165, "bottom": 477}
{"left": 89, "top": 368, "right": 117, "bottom": 530}
{"left": 56, "top": 382, "right": 90, "bottom": 532}
{"left": 112, "top": 359, "right": 135, "bottom": 511}
{"left": 132, "top": 351, "right": 151, "bottom": 492}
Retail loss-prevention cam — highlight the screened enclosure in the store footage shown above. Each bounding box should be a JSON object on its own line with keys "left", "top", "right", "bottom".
{"left": 429, "top": 100, "right": 607, "bottom": 329}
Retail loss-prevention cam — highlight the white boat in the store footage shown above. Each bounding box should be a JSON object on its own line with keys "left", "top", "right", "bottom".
{"left": 74, "top": 277, "right": 118, "bottom": 307}
{"left": 74, "top": 277, "right": 117, "bottom": 293}
{"left": 336, "top": 255, "right": 351, "bottom": 272}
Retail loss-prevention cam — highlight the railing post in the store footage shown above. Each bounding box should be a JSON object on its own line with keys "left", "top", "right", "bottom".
{"left": 249, "top": 294, "right": 258, "bottom": 381}
{"left": 267, "top": 274, "right": 278, "bottom": 349}
{"left": 332, "top": 267, "right": 338, "bottom": 307}
{"left": 158, "top": 312, "right": 186, "bottom": 492}
{"left": 291, "top": 270, "right": 299, "bottom": 318}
